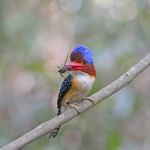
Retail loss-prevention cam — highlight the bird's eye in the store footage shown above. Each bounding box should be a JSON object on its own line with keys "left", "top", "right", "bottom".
{"left": 83, "top": 61, "right": 87, "bottom": 64}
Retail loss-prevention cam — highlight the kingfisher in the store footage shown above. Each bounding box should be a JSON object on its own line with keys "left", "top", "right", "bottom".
{"left": 50, "top": 45, "right": 96, "bottom": 138}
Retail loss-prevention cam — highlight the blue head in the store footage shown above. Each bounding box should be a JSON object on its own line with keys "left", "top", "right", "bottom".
{"left": 65, "top": 45, "right": 96, "bottom": 76}
{"left": 65, "top": 45, "right": 96, "bottom": 77}
{"left": 71, "top": 45, "right": 94, "bottom": 64}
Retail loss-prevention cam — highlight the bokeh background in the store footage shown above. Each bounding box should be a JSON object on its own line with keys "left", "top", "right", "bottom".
{"left": 0, "top": 0, "right": 150, "bottom": 150}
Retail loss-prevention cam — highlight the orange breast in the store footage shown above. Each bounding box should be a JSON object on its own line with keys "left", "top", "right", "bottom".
{"left": 62, "top": 77, "right": 80, "bottom": 102}
{"left": 62, "top": 74, "right": 95, "bottom": 106}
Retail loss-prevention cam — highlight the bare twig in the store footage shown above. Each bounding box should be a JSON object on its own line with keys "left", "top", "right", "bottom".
{"left": 1, "top": 53, "right": 150, "bottom": 150}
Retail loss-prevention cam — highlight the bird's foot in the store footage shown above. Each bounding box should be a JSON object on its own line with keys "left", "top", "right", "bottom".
{"left": 66, "top": 102, "right": 81, "bottom": 113}
{"left": 82, "top": 97, "right": 94, "bottom": 105}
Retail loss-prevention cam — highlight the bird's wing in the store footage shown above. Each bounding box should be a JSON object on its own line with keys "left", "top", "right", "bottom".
{"left": 57, "top": 74, "right": 72, "bottom": 115}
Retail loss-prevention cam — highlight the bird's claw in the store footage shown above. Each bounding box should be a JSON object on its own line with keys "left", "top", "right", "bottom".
{"left": 66, "top": 102, "right": 81, "bottom": 113}
{"left": 82, "top": 97, "right": 94, "bottom": 105}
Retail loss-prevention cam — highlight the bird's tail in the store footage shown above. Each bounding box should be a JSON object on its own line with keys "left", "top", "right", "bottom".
{"left": 49, "top": 125, "right": 61, "bottom": 138}
{"left": 49, "top": 106, "right": 61, "bottom": 138}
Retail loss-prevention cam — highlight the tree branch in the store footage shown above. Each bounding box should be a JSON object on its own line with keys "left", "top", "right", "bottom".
{"left": 1, "top": 53, "right": 150, "bottom": 150}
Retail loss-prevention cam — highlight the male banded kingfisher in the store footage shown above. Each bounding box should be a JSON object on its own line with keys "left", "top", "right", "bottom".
{"left": 50, "top": 45, "right": 96, "bottom": 138}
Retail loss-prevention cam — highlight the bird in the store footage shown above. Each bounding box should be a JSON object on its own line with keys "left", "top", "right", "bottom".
{"left": 49, "top": 45, "right": 96, "bottom": 138}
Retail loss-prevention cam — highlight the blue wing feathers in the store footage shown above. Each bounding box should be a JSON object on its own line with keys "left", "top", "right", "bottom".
{"left": 57, "top": 75, "right": 72, "bottom": 115}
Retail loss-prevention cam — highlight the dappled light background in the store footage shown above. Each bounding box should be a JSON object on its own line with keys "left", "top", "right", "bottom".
{"left": 0, "top": 0, "right": 150, "bottom": 150}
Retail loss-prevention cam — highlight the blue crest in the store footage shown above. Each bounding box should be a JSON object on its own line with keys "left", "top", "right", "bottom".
{"left": 73, "top": 45, "right": 94, "bottom": 64}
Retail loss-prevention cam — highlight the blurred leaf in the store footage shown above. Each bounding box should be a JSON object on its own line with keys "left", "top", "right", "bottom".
{"left": 107, "top": 129, "right": 122, "bottom": 150}
{"left": 24, "top": 60, "right": 44, "bottom": 73}
{"left": 117, "top": 51, "right": 135, "bottom": 69}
